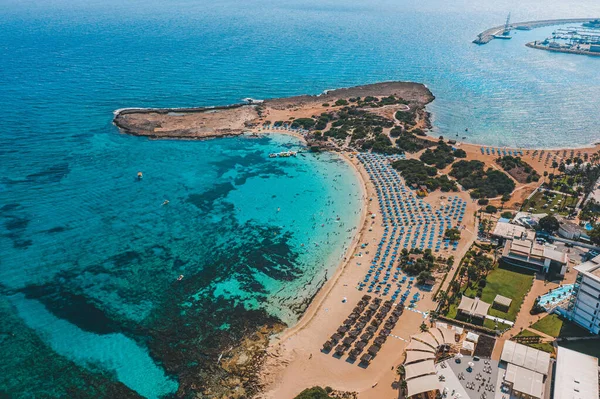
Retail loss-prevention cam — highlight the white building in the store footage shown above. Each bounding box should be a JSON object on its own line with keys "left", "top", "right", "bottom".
{"left": 499, "top": 340, "right": 551, "bottom": 399}
{"left": 501, "top": 238, "right": 568, "bottom": 275}
{"left": 570, "top": 255, "right": 600, "bottom": 334}
{"left": 554, "top": 346, "right": 599, "bottom": 399}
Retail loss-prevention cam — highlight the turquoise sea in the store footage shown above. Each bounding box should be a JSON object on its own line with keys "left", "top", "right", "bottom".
{"left": 1, "top": 0, "right": 600, "bottom": 397}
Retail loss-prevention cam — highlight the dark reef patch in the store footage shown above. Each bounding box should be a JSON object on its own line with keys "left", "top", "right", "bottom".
{"left": 20, "top": 285, "right": 121, "bottom": 335}
{"left": 0, "top": 296, "right": 143, "bottom": 399}
{"left": 45, "top": 226, "right": 69, "bottom": 234}
{"left": 186, "top": 182, "right": 236, "bottom": 212}
{"left": 25, "top": 163, "right": 70, "bottom": 184}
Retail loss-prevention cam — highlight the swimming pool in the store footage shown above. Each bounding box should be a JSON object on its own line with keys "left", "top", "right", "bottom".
{"left": 585, "top": 222, "right": 594, "bottom": 231}
{"left": 538, "top": 284, "right": 574, "bottom": 309}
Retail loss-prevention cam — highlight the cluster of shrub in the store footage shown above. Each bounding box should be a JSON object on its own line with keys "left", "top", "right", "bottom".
{"left": 391, "top": 159, "right": 458, "bottom": 192}
{"left": 399, "top": 248, "right": 438, "bottom": 285}
{"left": 450, "top": 160, "right": 515, "bottom": 198}
{"left": 496, "top": 155, "right": 540, "bottom": 183}
{"left": 419, "top": 141, "right": 466, "bottom": 169}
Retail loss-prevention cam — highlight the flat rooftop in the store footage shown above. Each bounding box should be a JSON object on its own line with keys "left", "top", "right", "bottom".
{"left": 575, "top": 254, "right": 600, "bottom": 281}
{"left": 555, "top": 346, "right": 599, "bottom": 399}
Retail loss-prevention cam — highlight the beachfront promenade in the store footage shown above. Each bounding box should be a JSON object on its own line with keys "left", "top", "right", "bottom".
{"left": 473, "top": 17, "right": 599, "bottom": 44}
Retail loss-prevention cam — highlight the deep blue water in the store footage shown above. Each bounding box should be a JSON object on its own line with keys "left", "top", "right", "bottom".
{"left": 1, "top": 0, "right": 600, "bottom": 397}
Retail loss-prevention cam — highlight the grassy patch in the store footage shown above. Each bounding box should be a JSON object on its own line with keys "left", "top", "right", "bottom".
{"left": 558, "top": 340, "right": 600, "bottom": 359}
{"left": 522, "top": 191, "right": 578, "bottom": 215}
{"left": 532, "top": 314, "right": 592, "bottom": 338}
{"left": 531, "top": 314, "right": 563, "bottom": 337}
{"left": 530, "top": 342, "right": 555, "bottom": 353}
{"left": 480, "top": 263, "right": 534, "bottom": 321}
{"left": 516, "top": 329, "right": 540, "bottom": 338}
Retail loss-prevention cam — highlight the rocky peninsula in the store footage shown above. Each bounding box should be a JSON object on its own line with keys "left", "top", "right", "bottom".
{"left": 113, "top": 82, "right": 434, "bottom": 140}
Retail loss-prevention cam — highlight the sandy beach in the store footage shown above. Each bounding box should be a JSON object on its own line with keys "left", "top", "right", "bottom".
{"left": 257, "top": 149, "right": 477, "bottom": 399}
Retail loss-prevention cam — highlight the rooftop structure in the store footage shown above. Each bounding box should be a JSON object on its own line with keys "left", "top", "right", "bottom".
{"left": 457, "top": 296, "right": 490, "bottom": 319}
{"left": 492, "top": 221, "right": 535, "bottom": 241}
{"left": 499, "top": 341, "right": 550, "bottom": 399}
{"left": 493, "top": 294, "right": 512, "bottom": 310}
{"left": 501, "top": 238, "right": 568, "bottom": 275}
{"left": 500, "top": 340, "right": 550, "bottom": 375}
{"left": 505, "top": 363, "right": 545, "bottom": 399}
{"left": 402, "top": 326, "right": 460, "bottom": 397}
{"left": 554, "top": 346, "right": 599, "bottom": 399}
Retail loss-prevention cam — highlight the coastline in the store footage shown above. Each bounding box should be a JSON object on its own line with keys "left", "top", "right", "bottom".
{"left": 110, "top": 83, "right": 600, "bottom": 398}
{"left": 267, "top": 150, "right": 369, "bottom": 345}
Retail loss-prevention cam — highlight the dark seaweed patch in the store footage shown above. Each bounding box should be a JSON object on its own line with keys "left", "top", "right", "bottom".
{"left": 45, "top": 226, "right": 68, "bottom": 234}
{"left": 4, "top": 216, "right": 29, "bottom": 232}
{"left": 20, "top": 285, "right": 121, "bottom": 335}
{"left": 0, "top": 296, "right": 143, "bottom": 399}
{"left": 25, "top": 163, "right": 70, "bottom": 184}
{"left": 186, "top": 182, "right": 235, "bottom": 212}
{"left": 0, "top": 203, "right": 21, "bottom": 212}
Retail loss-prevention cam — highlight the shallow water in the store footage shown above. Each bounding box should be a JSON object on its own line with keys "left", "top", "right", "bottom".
{"left": 1, "top": 0, "right": 600, "bottom": 397}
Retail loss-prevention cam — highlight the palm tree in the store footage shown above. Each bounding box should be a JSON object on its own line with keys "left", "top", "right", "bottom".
{"left": 396, "top": 364, "right": 406, "bottom": 377}
{"left": 399, "top": 380, "right": 408, "bottom": 396}
{"left": 420, "top": 322, "right": 429, "bottom": 332}
{"left": 437, "top": 290, "right": 448, "bottom": 309}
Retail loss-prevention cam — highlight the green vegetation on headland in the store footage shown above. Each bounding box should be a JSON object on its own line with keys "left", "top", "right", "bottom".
{"left": 420, "top": 141, "right": 466, "bottom": 169}
{"left": 391, "top": 159, "right": 458, "bottom": 192}
{"left": 450, "top": 160, "right": 515, "bottom": 198}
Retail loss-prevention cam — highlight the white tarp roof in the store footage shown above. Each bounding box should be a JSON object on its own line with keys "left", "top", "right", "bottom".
{"left": 458, "top": 296, "right": 490, "bottom": 318}
{"left": 462, "top": 341, "right": 475, "bottom": 351}
{"left": 405, "top": 360, "right": 436, "bottom": 380}
{"left": 438, "top": 327, "right": 455, "bottom": 345}
{"left": 406, "top": 373, "right": 442, "bottom": 397}
{"left": 505, "top": 363, "right": 544, "bottom": 399}
{"left": 555, "top": 346, "right": 599, "bottom": 399}
{"left": 501, "top": 340, "right": 550, "bottom": 375}
{"left": 428, "top": 328, "right": 444, "bottom": 346}
{"left": 466, "top": 331, "right": 479, "bottom": 343}
{"left": 412, "top": 332, "right": 438, "bottom": 349}
{"left": 493, "top": 294, "right": 512, "bottom": 307}
{"left": 405, "top": 350, "right": 435, "bottom": 364}
{"left": 406, "top": 339, "right": 436, "bottom": 353}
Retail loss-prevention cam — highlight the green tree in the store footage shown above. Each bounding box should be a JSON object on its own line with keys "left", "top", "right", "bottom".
{"left": 294, "top": 386, "right": 330, "bottom": 399}
{"left": 538, "top": 215, "right": 559, "bottom": 232}
{"left": 590, "top": 227, "right": 600, "bottom": 246}
{"left": 420, "top": 322, "right": 429, "bottom": 332}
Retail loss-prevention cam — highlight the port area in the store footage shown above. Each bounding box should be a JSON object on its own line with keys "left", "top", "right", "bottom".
{"left": 473, "top": 18, "right": 599, "bottom": 44}
{"left": 526, "top": 41, "right": 600, "bottom": 57}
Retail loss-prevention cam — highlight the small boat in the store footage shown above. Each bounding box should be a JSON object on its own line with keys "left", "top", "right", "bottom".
{"left": 137, "top": 172, "right": 143, "bottom": 180}
{"left": 162, "top": 200, "right": 169, "bottom": 206}
{"left": 177, "top": 275, "right": 184, "bottom": 281}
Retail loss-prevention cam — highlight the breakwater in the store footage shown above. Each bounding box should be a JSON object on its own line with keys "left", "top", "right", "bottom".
{"left": 473, "top": 18, "right": 599, "bottom": 44}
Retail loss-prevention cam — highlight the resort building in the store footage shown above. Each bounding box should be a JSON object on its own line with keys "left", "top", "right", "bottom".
{"left": 554, "top": 346, "right": 599, "bottom": 399}
{"left": 499, "top": 340, "right": 551, "bottom": 399}
{"left": 569, "top": 254, "right": 600, "bottom": 334}
{"left": 500, "top": 238, "right": 568, "bottom": 275}
{"left": 457, "top": 296, "right": 490, "bottom": 320}
{"left": 491, "top": 221, "right": 535, "bottom": 243}
{"left": 558, "top": 219, "right": 583, "bottom": 240}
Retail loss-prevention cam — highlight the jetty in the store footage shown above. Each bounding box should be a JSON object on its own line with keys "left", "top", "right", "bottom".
{"left": 473, "top": 18, "right": 600, "bottom": 45}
